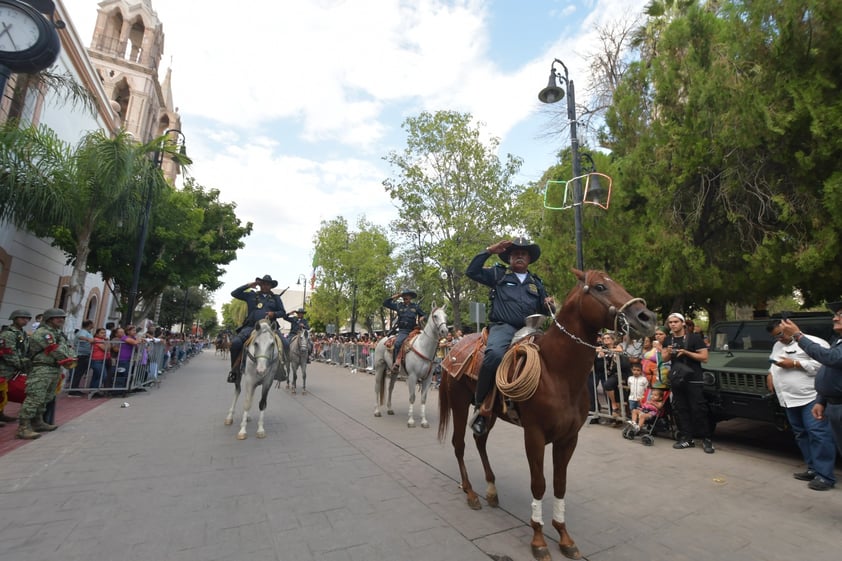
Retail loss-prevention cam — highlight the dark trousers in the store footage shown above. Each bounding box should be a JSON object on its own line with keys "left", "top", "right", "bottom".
{"left": 393, "top": 330, "right": 411, "bottom": 361}
{"left": 671, "top": 380, "right": 711, "bottom": 440}
{"left": 70, "top": 355, "right": 91, "bottom": 389}
{"left": 230, "top": 326, "right": 254, "bottom": 369}
{"left": 786, "top": 400, "right": 837, "bottom": 483}
{"left": 476, "top": 323, "right": 516, "bottom": 405}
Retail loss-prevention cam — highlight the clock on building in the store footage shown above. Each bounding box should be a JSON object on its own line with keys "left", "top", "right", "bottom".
{"left": 0, "top": 0, "right": 60, "bottom": 74}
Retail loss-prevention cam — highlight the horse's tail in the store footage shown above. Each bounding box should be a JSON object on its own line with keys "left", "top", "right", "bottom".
{"left": 437, "top": 371, "right": 451, "bottom": 443}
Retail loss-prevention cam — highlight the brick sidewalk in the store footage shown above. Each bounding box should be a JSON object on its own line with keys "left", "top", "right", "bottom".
{"left": 0, "top": 393, "right": 108, "bottom": 456}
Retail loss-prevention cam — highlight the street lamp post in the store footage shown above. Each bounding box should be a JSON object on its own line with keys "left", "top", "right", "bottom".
{"left": 124, "top": 129, "right": 187, "bottom": 327}
{"left": 538, "top": 58, "right": 585, "bottom": 270}
{"left": 296, "top": 274, "right": 307, "bottom": 309}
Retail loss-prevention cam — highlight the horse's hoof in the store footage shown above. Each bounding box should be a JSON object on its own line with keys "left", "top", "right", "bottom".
{"left": 467, "top": 495, "right": 482, "bottom": 510}
{"left": 256, "top": 431, "right": 266, "bottom": 439}
{"left": 531, "top": 545, "right": 552, "bottom": 561}
{"left": 421, "top": 420, "right": 429, "bottom": 429}
{"left": 374, "top": 411, "right": 382, "bottom": 417}
{"left": 302, "top": 389, "right": 307, "bottom": 395}
{"left": 236, "top": 433, "right": 247, "bottom": 440}
{"left": 387, "top": 409, "right": 394, "bottom": 415}
{"left": 486, "top": 492, "right": 499, "bottom": 508}
{"left": 407, "top": 420, "right": 415, "bottom": 428}
{"left": 224, "top": 418, "right": 233, "bottom": 426}
{"left": 559, "top": 544, "right": 582, "bottom": 560}
{"left": 291, "top": 388, "right": 296, "bottom": 394}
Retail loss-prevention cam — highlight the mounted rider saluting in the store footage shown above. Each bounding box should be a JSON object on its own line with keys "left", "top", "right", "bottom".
{"left": 383, "top": 289, "right": 426, "bottom": 374}
{"left": 466, "top": 237, "right": 553, "bottom": 436}
{"left": 287, "top": 308, "right": 312, "bottom": 362}
{"left": 228, "top": 275, "right": 288, "bottom": 383}
{"left": 287, "top": 307, "right": 310, "bottom": 336}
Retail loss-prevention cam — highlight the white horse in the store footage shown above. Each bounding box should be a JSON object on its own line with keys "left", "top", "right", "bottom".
{"left": 224, "top": 319, "right": 281, "bottom": 439}
{"left": 373, "top": 305, "right": 449, "bottom": 428}
{"left": 288, "top": 330, "right": 309, "bottom": 394}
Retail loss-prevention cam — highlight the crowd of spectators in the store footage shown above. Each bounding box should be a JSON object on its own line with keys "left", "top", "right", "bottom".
{"left": 65, "top": 323, "right": 206, "bottom": 398}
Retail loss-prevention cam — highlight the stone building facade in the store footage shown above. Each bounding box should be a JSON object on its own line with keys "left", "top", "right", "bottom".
{"left": 0, "top": 0, "right": 181, "bottom": 332}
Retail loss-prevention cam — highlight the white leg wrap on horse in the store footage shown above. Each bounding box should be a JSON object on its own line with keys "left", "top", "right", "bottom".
{"left": 553, "top": 497, "right": 565, "bottom": 524}
{"left": 531, "top": 498, "right": 543, "bottom": 526}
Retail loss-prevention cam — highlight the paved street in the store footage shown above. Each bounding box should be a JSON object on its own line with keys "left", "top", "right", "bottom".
{"left": 0, "top": 350, "right": 839, "bottom": 561}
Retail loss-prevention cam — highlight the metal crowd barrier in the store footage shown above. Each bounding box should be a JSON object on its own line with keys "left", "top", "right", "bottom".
{"left": 64, "top": 338, "right": 203, "bottom": 398}
{"left": 315, "top": 342, "right": 374, "bottom": 371}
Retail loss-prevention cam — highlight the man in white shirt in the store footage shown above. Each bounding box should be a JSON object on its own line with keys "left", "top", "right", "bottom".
{"left": 766, "top": 318, "right": 836, "bottom": 490}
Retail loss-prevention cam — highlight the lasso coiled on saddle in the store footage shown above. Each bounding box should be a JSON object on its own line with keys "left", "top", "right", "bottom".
{"left": 495, "top": 341, "right": 542, "bottom": 401}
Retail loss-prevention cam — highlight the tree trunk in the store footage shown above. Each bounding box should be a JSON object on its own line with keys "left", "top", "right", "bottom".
{"left": 66, "top": 228, "right": 92, "bottom": 334}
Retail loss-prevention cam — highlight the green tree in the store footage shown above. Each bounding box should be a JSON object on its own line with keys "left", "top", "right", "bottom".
{"left": 307, "top": 217, "right": 393, "bottom": 335}
{"left": 383, "top": 110, "right": 524, "bottom": 330}
{"left": 158, "top": 286, "right": 208, "bottom": 332}
{"left": 84, "top": 177, "right": 252, "bottom": 320}
{"left": 0, "top": 125, "right": 187, "bottom": 321}
{"left": 221, "top": 300, "right": 246, "bottom": 331}
{"left": 603, "top": 0, "right": 842, "bottom": 322}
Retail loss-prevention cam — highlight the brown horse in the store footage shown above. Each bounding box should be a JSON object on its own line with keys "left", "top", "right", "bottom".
{"left": 438, "top": 269, "right": 657, "bottom": 561}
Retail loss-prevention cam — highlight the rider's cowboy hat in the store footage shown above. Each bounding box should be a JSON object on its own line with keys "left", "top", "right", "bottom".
{"left": 500, "top": 237, "right": 541, "bottom": 264}
{"left": 399, "top": 289, "right": 418, "bottom": 299}
{"left": 827, "top": 301, "right": 842, "bottom": 314}
{"left": 296, "top": 307, "right": 306, "bottom": 314}
{"left": 255, "top": 274, "right": 278, "bottom": 288}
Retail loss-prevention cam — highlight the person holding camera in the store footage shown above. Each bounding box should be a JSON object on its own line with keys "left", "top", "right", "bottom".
{"left": 596, "top": 331, "right": 627, "bottom": 421}
{"left": 662, "top": 312, "right": 714, "bottom": 453}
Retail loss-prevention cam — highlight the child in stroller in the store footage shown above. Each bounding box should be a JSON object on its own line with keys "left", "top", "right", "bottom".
{"left": 623, "top": 387, "right": 670, "bottom": 445}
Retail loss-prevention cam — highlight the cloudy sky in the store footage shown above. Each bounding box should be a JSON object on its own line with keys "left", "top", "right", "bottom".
{"left": 61, "top": 0, "right": 648, "bottom": 313}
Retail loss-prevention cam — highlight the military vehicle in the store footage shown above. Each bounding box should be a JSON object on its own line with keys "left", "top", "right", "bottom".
{"left": 702, "top": 312, "right": 837, "bottom": 432}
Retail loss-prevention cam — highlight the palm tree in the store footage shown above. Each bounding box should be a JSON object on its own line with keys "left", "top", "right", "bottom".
{"left": 0, "top": 123, "right": 188, "bottom": 320}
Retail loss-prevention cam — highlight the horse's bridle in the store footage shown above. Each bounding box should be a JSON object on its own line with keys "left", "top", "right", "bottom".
{"left": 408, "top": 308, "right": 447, "bottom": 365}
{"left": 244, "top": 331, "right": 281, "bottom": 374}
{"left": 551, "top": 274, "right": 646, "bottom": 351}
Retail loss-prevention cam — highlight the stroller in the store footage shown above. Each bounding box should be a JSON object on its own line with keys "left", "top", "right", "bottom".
{"left": 622, "top": 386, "right": 673, "bottom": 446}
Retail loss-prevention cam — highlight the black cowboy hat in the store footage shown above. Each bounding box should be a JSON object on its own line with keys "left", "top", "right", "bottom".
{"left": 296, "top": 307, "right": 306, "bottom": 314}
{"left": 827, "top": 301, "right": 842, "bottom": 314}
{"left": 255, "top": 274, "right": 278, "bottom": 288}
{"left": 500, "top": 236, "right": 541, "bottom": 264}
{"left": 400, "top": 289, "right": 418, "bottom": 299}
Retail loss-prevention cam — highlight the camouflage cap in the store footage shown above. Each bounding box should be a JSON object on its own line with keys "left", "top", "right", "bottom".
{"left": 8, "top": 309, "right": 32, "bottom": 320}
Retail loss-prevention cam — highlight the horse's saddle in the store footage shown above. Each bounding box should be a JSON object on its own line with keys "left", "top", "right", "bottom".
{"left": 441, "top": 330, "right": 487, "bottom": 381}
{"left": 442, "top": 323, "right": 547, "bottom": 428}
{"left": 384, "top": 328, "right": 421, "bottom": 356}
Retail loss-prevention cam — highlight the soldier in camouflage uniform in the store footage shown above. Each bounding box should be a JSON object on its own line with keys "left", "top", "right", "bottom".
{"left": 17, "top": 308, "right": 77, "bottom": 440}
{"left": 0, "top": 309, "right": 32, "bottom": 426}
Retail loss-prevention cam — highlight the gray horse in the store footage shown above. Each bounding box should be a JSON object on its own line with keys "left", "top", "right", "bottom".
{"left": 224, "top": 319, "right": 281, "bottom": 439}
{"left": 373, "top": 305, "right": 448, "bottom": 427}
{"left": 287, "top": 330, "right": 309, "bottom": 394}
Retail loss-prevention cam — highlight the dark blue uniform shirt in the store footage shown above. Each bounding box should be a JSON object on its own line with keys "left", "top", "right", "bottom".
{"left": 383, "top": 298, "right": 426, "bottom": 331}
{"left": 798, "top": 336, "right": 842, "bottom": 403}
{"left": 466, "top": 251, "right": 547, "bottom": 329}
{"left": 232, "top": 284, "right": 287, "bottom": 328}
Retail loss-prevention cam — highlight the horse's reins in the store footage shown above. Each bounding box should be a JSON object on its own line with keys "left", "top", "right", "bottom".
{"left": 551, "top": 278, "right": 646, "bottom": 352}
{"left": 407, "top": 309, "right": 447, "bottom": 377}
{"left": 243, "top": 328, "right": 282, "bottom": 375}
{"left": 498, "top": 280, "right": 644, "bottom": 402}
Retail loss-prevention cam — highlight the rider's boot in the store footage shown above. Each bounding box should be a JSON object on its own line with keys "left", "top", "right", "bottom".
{"left": 228, "top": 352, "right": 239, "bottom": 383}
